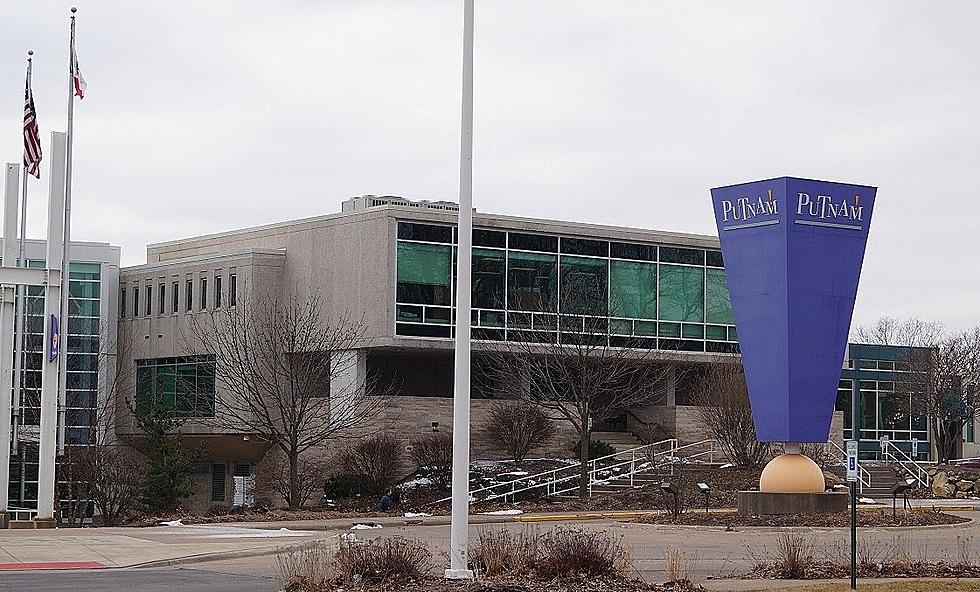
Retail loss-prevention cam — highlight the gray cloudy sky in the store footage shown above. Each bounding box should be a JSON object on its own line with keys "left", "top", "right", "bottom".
{"left": 0, "top": 1, "right": 977, "bottom": 330}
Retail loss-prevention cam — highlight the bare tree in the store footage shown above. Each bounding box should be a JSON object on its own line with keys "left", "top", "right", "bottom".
{"left": 271, "top": 453, "right": 329, "bottom": 509}
{"left": 688, "top": 361, "right": 771, "bottom": 467}
{"left": 479, "top": 284, "right": 673, "bottom": 500}
{"left": 186, "top": 289, "right": 388, "bottom": 508}
{"left": 854, "top": 316, "right": 945, "bottom": 347}
{"left": 479, "top": 401, "right": 556, "bottom": 462}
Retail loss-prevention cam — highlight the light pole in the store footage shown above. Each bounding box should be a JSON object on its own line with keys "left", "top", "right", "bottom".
{"left": 446, "top": 0, "right": 475, "bottom": 580}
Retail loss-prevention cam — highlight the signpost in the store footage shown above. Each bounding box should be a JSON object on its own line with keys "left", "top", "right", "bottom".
{"left": 847, "top": 439, "right": 858, "bottom": 589}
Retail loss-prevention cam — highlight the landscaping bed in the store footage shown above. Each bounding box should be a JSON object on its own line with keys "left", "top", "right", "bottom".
{"left": 284, "top": 576, "right": 702, "bottom": 592}
{"left": 635, "top": 509, "right": 968, "bottom": 528}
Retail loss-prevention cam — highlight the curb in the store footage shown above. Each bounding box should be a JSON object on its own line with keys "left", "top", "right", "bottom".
{"left": 125, "top": 537, "right": 336, "bottom": 570}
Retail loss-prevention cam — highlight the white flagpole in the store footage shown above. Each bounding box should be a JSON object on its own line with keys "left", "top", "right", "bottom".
{"left": 446, "top": 0, "right": 475, "bottom": 580}
{"left": 12, "top": 50, "right": 35, "bottom": 456}
{"left": 57, "top": 7, "right": 79, "bottom": 456}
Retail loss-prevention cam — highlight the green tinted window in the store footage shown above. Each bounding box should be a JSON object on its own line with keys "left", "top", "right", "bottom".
{"left": 396, "top": 242, "right": 452, "bottom": 305}
{"left": 658, "top": 265, "right": 703, "bottom": 322}
{"left": 609, "top": 260, "right": 655, "bottom": 319}
{"left": 69, "top": 262, "right": 101, "bottom": 280}
{"left": 508, "top": 251, "right": 557, "bottom": 312}
{"left": 559, "top": 256, "right": 607, "bottom": 315}
{"left": 473, "top": 248, "right": 505, "bottom": 309}
{"left": 705, "top": 268, "right": 734, "bottom": 325}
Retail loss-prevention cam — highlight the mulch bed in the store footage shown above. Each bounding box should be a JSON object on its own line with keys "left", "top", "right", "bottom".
{"left": 634, "top": 509, "right": 968, "bottom": 528}
{"left": 285, "top": 576, "right": 702, "bottom": 592}
{"left": 748, "top": 562, "right": 980, "bottom": 580}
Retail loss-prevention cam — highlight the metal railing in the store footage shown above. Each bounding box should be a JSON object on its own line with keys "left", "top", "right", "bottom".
{"left": 881, "top": 439, "right": 931, "bottom": 488}
{"left": 432, "top": 437, "right": 724, "bottom": 504}
{"left": 827, "top": 440, "right": 871, "bottom": 493}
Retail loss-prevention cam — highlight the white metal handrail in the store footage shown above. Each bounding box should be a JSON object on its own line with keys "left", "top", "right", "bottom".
{"left": 881, "top": 440, "right": 931, "bottom": 488}
{"left": 827, "top": 440, "right": 871, "bottom": 493}
{"left": 431, "top": 438, "right": 680, "bottom": 505}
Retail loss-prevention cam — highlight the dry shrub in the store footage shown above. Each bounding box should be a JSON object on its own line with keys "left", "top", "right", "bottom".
{"left": 336, "top": 536, "right": 431, "bottom": 585}
{"left": 481, "top": 401, "right": 556, "bottom": 462}
{"left": 536, "top": 527, "right": 629, "bottom": 579}
{"left": 664, "top": 545, "right": 694, "bottom": 582}
{"left": 954, "top": 536, "right": 975, "bottom": 568}
{"left": 470, "top": 527, "right": 540, "bottom": 576}
{"left": 408, "top": 432, "right": 454, "bottom": 489}
{"left": 339, "top": 434, "right": 404, "bottom": 496}
{"left": 276, "top": 542, "right": 332, "bottom": 592}
{"left": 773, "top": 533, "right": 812, "bottom": 579}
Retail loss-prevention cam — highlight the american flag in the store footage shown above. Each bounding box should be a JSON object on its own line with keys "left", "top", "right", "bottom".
{"left": 71, "top": 30, "right": 86, "bottom": 99}
{"left": 23, "top": 71, "right": 41, "bottom": 179}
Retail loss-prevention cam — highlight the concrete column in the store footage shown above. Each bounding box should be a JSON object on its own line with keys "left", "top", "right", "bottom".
{"left": 38, "top": 132, "right": 67, "bottom": 523}
{"left": 330, "top": 350, "right": 366, "bottom": 424}
{"left": 0, "top": 163, "right": 20, "bottom": 512}
{"left": 665, "top": 366, "right": 677, "bottom": 407}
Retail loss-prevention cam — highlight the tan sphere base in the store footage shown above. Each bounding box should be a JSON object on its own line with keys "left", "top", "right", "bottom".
{"left": 759, "top": 453, "right": 825, "bottom": 493}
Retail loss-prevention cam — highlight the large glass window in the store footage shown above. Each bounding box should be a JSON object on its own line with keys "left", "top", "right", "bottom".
{"left": 658, "top": 264, "right": 704, "bottom": 322}
{"left": 560, "top": 256, "right": 607, "bottom": 316}
{"left": 472, "top": 248, "right": 505, "bottom": 309}
{"left": 508, "top": 251, "right": 557, "bottom": 312}
{"left": 609, "top": 260, "right": 656, "bottom": 319}
{"left": 396, "top": 242, "right": 452, "bottom": 305}
{"left": 135, "top": 356, "right": 216, "bottom": 418}
{"left": 705, "top": 268, "right": 734, "bottom": 325}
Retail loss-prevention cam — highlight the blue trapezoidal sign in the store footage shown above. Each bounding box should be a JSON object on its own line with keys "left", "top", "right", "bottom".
{"left": 710, "top": 177, "right": 876, "bottom": 443}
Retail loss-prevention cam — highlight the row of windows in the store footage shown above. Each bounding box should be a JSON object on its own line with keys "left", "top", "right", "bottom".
{"left": 135, "top": 356, "right": 217, "bottom": 418}
{"left": 122, "top": 271, "right": 237, "bottom": 319}
{"left": 397, "top": 222, "right": 724, "bottom": 266}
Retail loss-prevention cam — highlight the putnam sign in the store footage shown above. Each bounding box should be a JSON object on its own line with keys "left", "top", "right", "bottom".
{"left": 710, "top": 177, "right": 877, "bottom": 443}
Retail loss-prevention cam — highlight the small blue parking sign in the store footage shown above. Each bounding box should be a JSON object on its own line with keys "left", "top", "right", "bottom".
{"left": 846, "top": 440, "right": 858, "bottom": 482}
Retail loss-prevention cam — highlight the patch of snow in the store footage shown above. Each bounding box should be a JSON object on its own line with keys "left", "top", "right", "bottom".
{"left": 399, "top": 478, "right": 434, "bottom": 490}
{"left": 719, "top": 463, "right": 735, "bottom": 469}
{"left": 480, "top": 509, "right": 524, "bottom": 516}
{"left": 160, "top": 519, "right": 184, "bottom": 527}
{"left": 351, "top": 523, "right": 384, "bottom": 530}
{"left": 859, "top": 497, "right": 876, "bottom": 504}
{"left": 339, "top": 532, "right": 357, "bottom": 543}
{"left": 833, "top": 484, "right": 848, "bottom": 490}
{"left": 496, "top": 471, "right": 530, "bottom": 478}
{"left": 404, "top": 512, "right": 431, "bottom": 518}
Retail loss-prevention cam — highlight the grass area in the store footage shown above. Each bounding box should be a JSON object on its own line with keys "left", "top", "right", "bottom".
{"left": 755, "top": 581, "right": 980, "bottom": 592}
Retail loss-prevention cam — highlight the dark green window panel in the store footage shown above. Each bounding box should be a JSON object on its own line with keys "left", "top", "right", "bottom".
{"left": 610, "top": 319, "right": 633, "bottom": 335}
{"left": 68, "top": 281, "right": 100, "bottom": 298}
{"left": 705, "top": 268, "right": 734, "bottom": 325}
{"left": 728, "top": 326, "right": 738, "bottom": 341}
{"left": 480, "top": 310, "right": 505, "bottom": 328}
{"left": 68, "top": 317, "right": 101, "bottom": 336}
{"left": 68, "top": 262, "right": 101, "bottom": 280}
{"left": 507, "top": 312, "right": 532, "bottom": 329}
{"left": 396, "top": 242, "right": 452, "bottom": 305}
{"left": 658, "top": 264, "right": 704, "bottom": 322}
{"left": 396, "top": 305, "right": 423, "bottom": 323}
{"left": 66, "top": 354, "right": 98, "bottom": 372}
{"left": 705, "top": 250, "right": 724, "bottom": 267}
{"left": 472, "top": 248, "right": 505, "bottom": 309}
{"left": 635, "top": 320, "right": 657, "bottom": 337}
{"left": 682, "top": 324, "right": 704, "bottom": 339}
{"left": 610, "top": 242, "right": 656, "bottom": 261}
{"left": 425, "top": 307, "right": 452, "bottom": 325}
{"left": 660, "top": 247, "right": 704, "bottom": 266}
{"left": 397, "top": 222, "right": 452, "bottom": 243}
{"left": 705, "top": 325, "right": 728, "bottom": 341}
{"left": 397, "top": 323, "right": 451, "bottom": 338}
{"left": 609, "top": 260, "right": 655, "bottom": 319}
{"left": 561, "top": 237, "right": 608, "bottom": 257}
{"left": 509, "top": 233, "right": 558, "bottom": 253}
{"left": 69, "top": 298, "right": 101, "bottom": 317}
{"left": 533, "top": 313, "right": 557, "bottom": 331}
{"left": 473, "top": 229, "right": 506, "bottom": 248}
{"left": 559, "top": 315, "right": 583, "bottom": 333}
{"left": 560, "top": 256, "right": 607, "bottom": 315}
{"left": 659, "top": 322, "right": 681, "bottom": 338}
{"left": 507, "top": 251, "right": 557, "bottom": 312}
{"left": 135, "top": 356, "right": 216, "bottom": 418}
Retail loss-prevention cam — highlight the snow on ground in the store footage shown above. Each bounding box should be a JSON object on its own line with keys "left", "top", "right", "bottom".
{"left": 351, "top": 523, "right": 384, "bottom": 530}
{"left": 399, "top": 477, "right": 434, "bottom": 490}
{"left": 157, "top": 523, "right": 310, "bottom": 538}
{"left": 160, "top": 519, "right": 184, "bottom": 527}
{"left": 859, "top": 497, "right": 877, "bottom": 504}
{"left": 479, "top": 509, "right": 524, "bottom": 516}
{"left": 404, "top": 512, "right": 432, "bottom": 518}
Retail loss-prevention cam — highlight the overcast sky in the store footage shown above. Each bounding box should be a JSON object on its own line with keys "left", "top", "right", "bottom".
{"left": 0, "top": 1, "right": 977, "bottom": 331}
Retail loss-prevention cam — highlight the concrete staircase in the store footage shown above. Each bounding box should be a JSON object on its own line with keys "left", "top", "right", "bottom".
{"left": 828, "top": 464, "right": 898, "bottom": 498}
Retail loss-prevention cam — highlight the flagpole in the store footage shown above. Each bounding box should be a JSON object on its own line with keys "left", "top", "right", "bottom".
{"left": 446, "top": 0, "right": 475, "bottom": 580}
{"left": 57, "top": 7, "right": 79, "bottom": 456}
{"left": 12, "top": 50, "right": 35, "bottom": 456}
